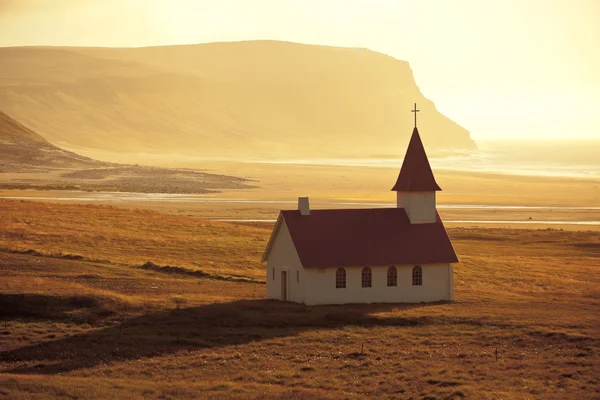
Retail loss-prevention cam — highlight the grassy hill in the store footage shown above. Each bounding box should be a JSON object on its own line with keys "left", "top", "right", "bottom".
{"left": 0, "top": 41, "right": 474, "bottom": 161}
{"left": 0, "top": 200, "right": 598, "bottom": 399}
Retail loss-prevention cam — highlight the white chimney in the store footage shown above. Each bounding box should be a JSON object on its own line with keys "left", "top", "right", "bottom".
{"left": 298, "top": 197, "right": 310, "bottom": 215}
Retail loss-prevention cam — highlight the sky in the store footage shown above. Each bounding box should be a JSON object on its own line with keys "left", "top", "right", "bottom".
{"left": 0, "top": 0, "right": 599, "bottom": 141}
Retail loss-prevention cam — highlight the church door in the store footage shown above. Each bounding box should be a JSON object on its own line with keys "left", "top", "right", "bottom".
{"left": 281, "top": 271, "right": 288, "bottom": 301}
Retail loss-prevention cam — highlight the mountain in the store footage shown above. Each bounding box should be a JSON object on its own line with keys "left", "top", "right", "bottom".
{"left": 0, "top": 41, "right": 475, "bottom": 160}
{"left": 0, "top": 110, "right": 102, "bottom": 171}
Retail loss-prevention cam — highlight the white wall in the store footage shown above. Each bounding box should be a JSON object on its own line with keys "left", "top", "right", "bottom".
{"left": 302, "top": 264, "right": 452, "bottom": 306}
{"left": 396, "top": 191, "right": 436, "bottom": 224}
{"left": 265, "top": 220, "right": 306, "bottom": 303}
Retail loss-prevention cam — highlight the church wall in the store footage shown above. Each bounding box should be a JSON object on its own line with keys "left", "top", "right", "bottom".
{"left": 265, "top": 220, "right": 305, "bottom": 303}
{"left": 397, "top": 191, "right": 437, "bottom": 224}
{"left": 302, "top": 263, "right": 452, "bottom": 306}
{"left": 396, "top": 192, "right": 408, "bottom": 208}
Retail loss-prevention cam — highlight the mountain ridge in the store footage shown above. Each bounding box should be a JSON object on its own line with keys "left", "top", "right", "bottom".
{"left": 0, "top": 40, "right": 475, "bottom": 160}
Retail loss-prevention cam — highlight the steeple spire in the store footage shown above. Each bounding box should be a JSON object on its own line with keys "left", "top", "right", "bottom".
{"left": 391, "top": 107, "right": 441, "bottom": 192}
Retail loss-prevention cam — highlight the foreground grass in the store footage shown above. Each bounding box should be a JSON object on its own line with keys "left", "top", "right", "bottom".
{"left": 1, "top": 200, "right": 599, "bottom": 399}
{"left": 0, "top": 200, "right": 269, "bottom": 280}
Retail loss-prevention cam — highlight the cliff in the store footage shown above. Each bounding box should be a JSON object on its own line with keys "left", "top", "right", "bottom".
{"left": 0, "top": 40, "right": 475, "bottom": 160}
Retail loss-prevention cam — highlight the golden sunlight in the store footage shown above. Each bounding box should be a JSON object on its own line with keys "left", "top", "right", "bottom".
{"left": 0, "top": 0, "right": 598, "bottom": 140}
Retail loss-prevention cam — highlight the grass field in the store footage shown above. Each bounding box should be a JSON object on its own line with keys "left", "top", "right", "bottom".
{"left": 0, "top": 200, "right": 267, "bottom": 280}
{"left": 1, "top": 200, "right": 599, "bottom": 399}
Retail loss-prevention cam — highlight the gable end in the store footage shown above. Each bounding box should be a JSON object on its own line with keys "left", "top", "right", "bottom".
{"left": 261, "top": 213, "right": 283, "bottom": 262}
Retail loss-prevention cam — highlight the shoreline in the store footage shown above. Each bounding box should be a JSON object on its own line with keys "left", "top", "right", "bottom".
{"left": 1, "top": 191, "right": 600, "bottom": 210}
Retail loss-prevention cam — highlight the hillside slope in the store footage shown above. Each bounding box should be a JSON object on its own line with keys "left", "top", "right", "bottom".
{"left": 0, "top": 41, "right": 475, "bottom": 160}
{"left": 0, "top": 110, "right": 102, "bottom": 171}
{"left": 0, "top": 111, "right": 252, "bottom": 193}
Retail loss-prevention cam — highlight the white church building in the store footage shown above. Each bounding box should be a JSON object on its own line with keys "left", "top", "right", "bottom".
{"left": 262, "top": 119, "right": 458, "bottom": 306}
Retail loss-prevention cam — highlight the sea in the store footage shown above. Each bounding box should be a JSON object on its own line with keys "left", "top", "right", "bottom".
{"left": 261, "top": 139, "right": 600, "bottom": 179}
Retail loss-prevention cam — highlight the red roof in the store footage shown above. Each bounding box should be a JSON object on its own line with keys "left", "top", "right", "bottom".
{"left": 275, "top": 208, "right": 457, "bottom": 268}
{"left": 391, "top": 127, "right": 441, "bottom": 192}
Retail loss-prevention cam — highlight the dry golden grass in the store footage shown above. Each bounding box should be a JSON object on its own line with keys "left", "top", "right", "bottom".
{"left": 0, "top": 200, "right": 269, "bottom": 280}
{"left": 1, "top": 201, "right": 599, "bottom": 399}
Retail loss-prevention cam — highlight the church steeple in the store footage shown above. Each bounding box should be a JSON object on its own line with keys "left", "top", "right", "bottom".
{"left": 392, "top": 104, "right": 440, "bottom": 224}
{"left": 391, "top": 126, "right": 441, "bottom": 192}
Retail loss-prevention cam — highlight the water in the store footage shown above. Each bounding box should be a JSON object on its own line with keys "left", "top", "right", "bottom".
{"left": 437, "top": 140, "right": 600, "bottom": 179}
{"left": 259, "top": 139, "right": 600, "bottom": 179}
{"left": 1, "top": 193, "right": 599, "bottom": 210}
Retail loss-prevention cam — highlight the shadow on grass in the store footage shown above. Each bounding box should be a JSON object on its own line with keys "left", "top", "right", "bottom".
{"left": 0, "top": 294, "right": 115, "bottom": 322}
{"left": 1, "top": 298, "right": 485, "bottom": 375}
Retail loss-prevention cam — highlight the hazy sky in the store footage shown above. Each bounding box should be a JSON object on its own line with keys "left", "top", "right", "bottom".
{"left": 1, "top": 0, "right": 599, "bottom": 140}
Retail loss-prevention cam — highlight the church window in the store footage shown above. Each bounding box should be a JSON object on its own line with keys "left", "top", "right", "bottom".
{"left": 412, "top": 266, "right": 422, "bottom": 286}
{"left": 336, "top": 268, "right": 346, "bottom": 288}
{"left": 272, "top": 267, "right": 275, "bottom": 280}
{"left": 387, "top": 266, "right": 397, "bottom": 287}
{"left": 297, "top": 270, "right": 300, "bottom": 283}
{"left": 361, "top": 267, "right": 372, "bottom": 288}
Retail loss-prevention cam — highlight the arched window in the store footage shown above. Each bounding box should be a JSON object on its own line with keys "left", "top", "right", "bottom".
{"left": 336, "top": 268, "right": 346, "bottom": 288}
{"left": 387, "top": 266, "right": 397, "bottom": 287}
{"left": 361, "top": 267, "right": 372, "bottom": 288}
{"left": 412, "top": 265, "right": 422, "bottom": 286}
{"left": 296, "top": 270, "right": 300, "bottom": 283}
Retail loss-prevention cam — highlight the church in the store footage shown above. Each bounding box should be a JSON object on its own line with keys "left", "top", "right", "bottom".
{"left": 262, "top": 107, "right": 458, "bottom": 305}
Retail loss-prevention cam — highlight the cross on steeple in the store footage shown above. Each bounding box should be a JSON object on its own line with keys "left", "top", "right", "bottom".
{"left": 411, "top": 103, "right": 420, "bottom": 128}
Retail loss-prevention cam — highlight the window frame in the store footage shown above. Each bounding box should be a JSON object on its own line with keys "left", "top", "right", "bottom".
{"left": 361, "top": 267, "right": 372, "bottom": 288}
{"left": 412, "top": 265, "right": 422, "bottom": 286}
{"left": 387, "top": 266, "right": 397, "bottom": 287}
{"left": 335, "top": 268, "right": 346, "bottom": 289}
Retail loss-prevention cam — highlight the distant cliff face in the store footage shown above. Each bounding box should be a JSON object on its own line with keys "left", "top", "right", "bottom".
{"left": 0, "top": 41, "right": 475, "bottom": 160}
